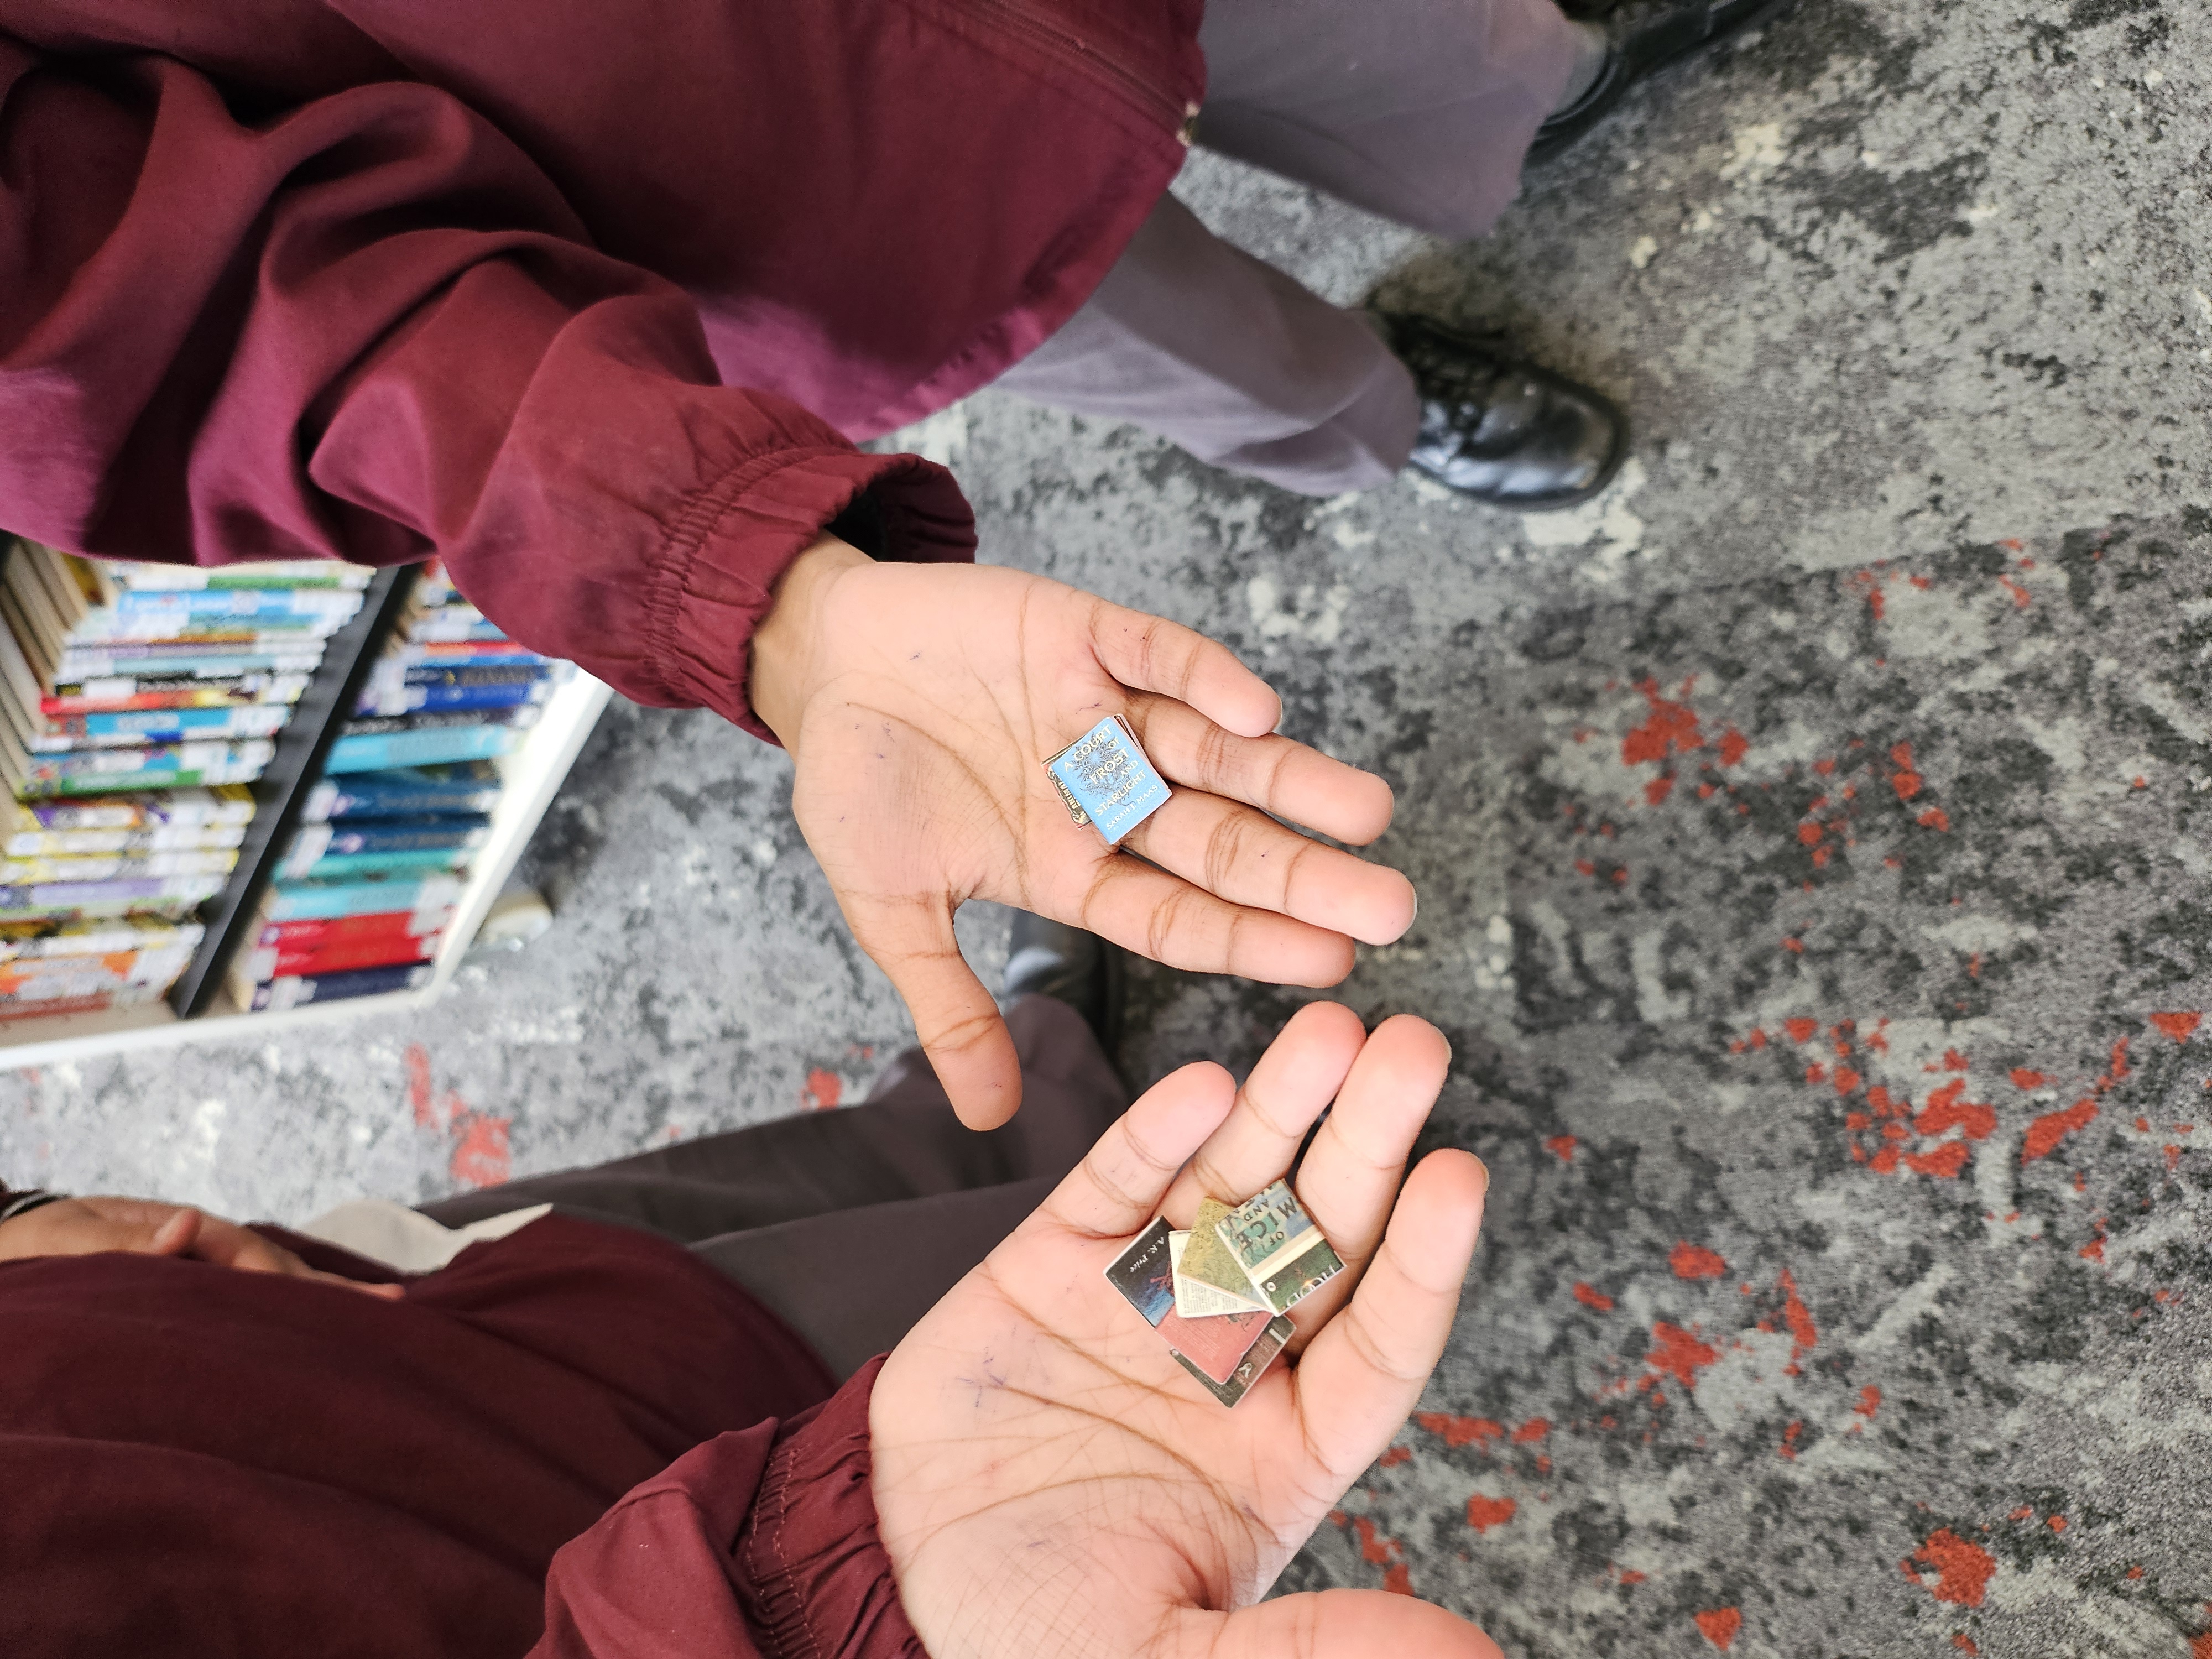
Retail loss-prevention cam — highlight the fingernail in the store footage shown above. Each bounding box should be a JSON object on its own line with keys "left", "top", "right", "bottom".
{"left": 1472, "top": 1156, "right": 1490, "bottom": 1197}
{"left": 1408, "top": 887, "right": 1418, "bottom": 927}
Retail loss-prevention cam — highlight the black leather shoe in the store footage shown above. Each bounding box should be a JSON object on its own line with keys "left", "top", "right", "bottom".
{"left": 1527, "top": 0, "right": 1798, "bottom": 165}
{"left": 1003, "top": 911, "right": 1125, "bottom": 1057}
{"left": 1384, "top": 313, "right": 1626, "bottom": 511}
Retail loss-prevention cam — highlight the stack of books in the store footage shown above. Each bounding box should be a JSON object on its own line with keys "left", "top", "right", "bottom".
{"left": 227, "top": 562, "right": 562, "bottom": 1013}
{"left": 0, "top": 539, "right": 367, "bottom": 1020}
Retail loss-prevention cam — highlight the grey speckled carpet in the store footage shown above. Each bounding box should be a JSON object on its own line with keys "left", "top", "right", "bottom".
{"left": 6, "top": 4, "right": 2211, "bottom": 1655}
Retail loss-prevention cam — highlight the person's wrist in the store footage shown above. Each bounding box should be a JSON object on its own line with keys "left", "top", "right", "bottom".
{"left": 750, "top": 534, "right": 873, "bottom": 749}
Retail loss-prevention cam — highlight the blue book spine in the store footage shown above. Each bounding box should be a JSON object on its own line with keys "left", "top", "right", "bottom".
{"left": 111, "top": 589, "right": 362, "bottom": 620}
{"left": 294, "top": 817, "right": 491, "bottom": 857}
{"left": 251, "top": 961, "right": 435, "bottom": 1010}
{"left": 301, "top": 768, "right": 504, "bottom": 821}
{"left": 41, "top": 707, "right": 291, "bottom": 743}
{"left": 324, "top": 727, "right": 515, "bottom": 774}
{"left": 354, "top": 680, "right": 544, "bottom": 718}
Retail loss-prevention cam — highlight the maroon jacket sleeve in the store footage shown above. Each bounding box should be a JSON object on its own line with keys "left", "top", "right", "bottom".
{"left": 532, "top": 1356, "right": 927, "bottom": 1659}
{"left": 0, "top": 38, "right": 974, "bottom": 738}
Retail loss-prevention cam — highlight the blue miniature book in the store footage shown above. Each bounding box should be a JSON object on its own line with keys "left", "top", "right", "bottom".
{"left": 1045, "top": 716, "right": 1171, "bottom": 845}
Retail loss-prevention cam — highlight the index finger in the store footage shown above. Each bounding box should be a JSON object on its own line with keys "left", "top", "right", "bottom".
{"left": 1086, "top": 598, "right": 1281, "bottom": 739}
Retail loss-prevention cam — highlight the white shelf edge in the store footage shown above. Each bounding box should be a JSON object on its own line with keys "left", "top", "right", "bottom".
{"left": 0, "top": 670, "right": 612, "bottom": 1071}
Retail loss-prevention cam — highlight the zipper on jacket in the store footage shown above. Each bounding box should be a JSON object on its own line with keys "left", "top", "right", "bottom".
{"left": 957, "top": 0, "right": 1199, "bottom": 143}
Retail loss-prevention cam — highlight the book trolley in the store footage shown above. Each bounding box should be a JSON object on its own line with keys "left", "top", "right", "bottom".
{"left": 0, "top": 544, "right": 611, "bottom": 1067}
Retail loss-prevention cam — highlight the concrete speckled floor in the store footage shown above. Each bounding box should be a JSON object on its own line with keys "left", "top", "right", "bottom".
{"left": 6, "top": 4, "right": 2211, "bottom": 1653}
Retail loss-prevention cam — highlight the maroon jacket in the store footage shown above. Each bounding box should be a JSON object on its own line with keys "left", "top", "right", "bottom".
{"left": 0, "top": 1210, "right": 923, "bottom": 1659}
{"left": 0, "top": 2, "right": 1202, "bottom": 735}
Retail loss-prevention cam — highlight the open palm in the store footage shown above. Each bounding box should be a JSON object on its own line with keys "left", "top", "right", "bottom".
{"left": 870, "top": 1006, "right": 1501, "bottom": 1659}
{"left": 753, "top": 545, "right": 1418, "bottom": 1128}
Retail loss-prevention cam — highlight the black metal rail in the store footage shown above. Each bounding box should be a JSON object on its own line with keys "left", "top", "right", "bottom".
{"left": 168, "top": 565, "right": 418, "bottom": 1017}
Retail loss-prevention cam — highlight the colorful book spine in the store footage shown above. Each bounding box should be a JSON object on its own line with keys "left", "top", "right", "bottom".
{"left": 0, "top": 916, "right": 206, "bottom": 962}
{"left": 246, "top": 961, "right": 435, "bottom": 1012}
{"left": 301, "top": 765, "right": 504, "bottom": 821}
{"left": 106, "top": 588, "right": 363, "bottom": 620}
{"left": 109, "top": 562, "right": 373, "bottom": 591}
{"left": 253, "top": 910, "right": 452, "bottom": 952}
{"left": 56, "top": 650, "right": 326, "bottom": 679}
{"left": 18, "top": 756, "right": 275, "bottom": 799}
{"left": 0, "top": 944, "right": 197, "bottom": 996}
{"left": 30, "top": 705, "right": 292, "bottom": 748}
{"left": 241, "top": 932, "right": 441, "bottom": 983}
{"left": 5, "top": 787, "right": 257, "bottom": 833}
{"left": 323, "top": 726, "right": 515, "bottom": 774}
{"left": 281, "top": 847, "right": 469, "bottom": 882}
{"left": 0, "top": 876, "right": 227, "bottom": 915}
{"left": 354, "top": 680, "right": 547, "bottom": 718}
{"left": 281, "top": 817, "right": 490, "bottom": 862}
{"left": 0, "top": 984, "right": 170, "bottom": 1022}
{"left": 262, "top": 874, "right": 466, "bottom": 922}
{"left": 0, "top": 849, "right": 238, "bottom": 886}
{"left": 44, "top": 674, "right": 311, "bottom": 714}
{"left": 3, "top": 823, "right": 244, "bottom": 858}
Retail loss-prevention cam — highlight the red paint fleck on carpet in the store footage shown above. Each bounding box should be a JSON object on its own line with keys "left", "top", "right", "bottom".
{"left": 1645, "top": 775, "right": 1676, "bottom": 806}
{"left": 1953, "top": 1637, "right": 1980, "bottom": 1655}
{"left": 1513, "top": 1417, "right": 1551, "bottom": 1443}
{"left": 1786, "top": 1018, "right": 1819, "bottom": 1043}
{"left": 1891, "top": 742, "right": 1923, "bottom": 801}
{"left": 2024, "top": 1099, "right": 2100, "bottom": 1164}
{"left": 1942, "top": 1049, "right": 1970, "bottom": 1072}
{"left": 2151, "top": 1011, "right": 2203, "bottom": 1043}
{"left": 1574, "top": 1281, "right": 1615, "bottom": 1312}
{"left": 1376, "top": 1445, "right": 1411, "bottom": 1467}
{"left": 1417, "top": 1412, "right": 1506, "bottom": 1448}
{"left": 1798, "top": 821, "right": 1823, "bottom": 846}
{"left": 1647, "top": 1322, "right": 1719, "bottom": 1385}
{"left": 1834, "top": 1066, "right": 1862, "bottom": 1094}
{"left": 1618, "top": 1569, "right": 1646, "bottom": 1585}
{"left": 1382, "top": 1563, "right": 1411, "bottom": 1595}
{"left": 449, "top": 1109, "right": 512, "bottom": 1190}
{"left": 2193, "top": 1631, "right": 2212, "bottom": 1659}
{"left": 2011, "top": 1068, "right": 2048, "bottom": 1089}
{"left": 802, "top": 1068, "right": 843, "bottom": 1111}
{"left": 1465, "top": 1495, "right": 1518, "bottom": 1532}
{"left": 2047, "top": 1515, "right": 2067, "bottom": 1532}
{"left": 1903, "top": 1530, "right": 1996, "bottom": 1606}
{"left": 1905, "top": 1141, "right": 1971, "bottom": 1179}
{"left": 405, "top": 1043, "right": 437, "bottom": 1129}
{"left": 1855, "top": 1385, "right": 1882, "bottom": 1418}
{"left": 1782, "top": 935, "right": 1804, "bottom": 952}
{"left": 1622, "top": 679, "right": 1702, "bottom": 766}
{"left": 1778, "top": 1268, "right": 1818, "bottom": 1353}
{"left": 1919, "top": 807, "right": 1952, "bottom": 831}
{"left": 1717, "top": 727, "right": 1750, "bottom": 766}
{"left": 1546, "top": 1135, "right": 1578, "bottom": 1161}
{"left": 1999, "top": 575, "right": 2032, "bottom": 608}
{"left": 1695, "top": 1607, "right": 1743, "bottom": 1650}
{"left": 1671, "top": 1242, "right": 1728, "bottom": 1280}
{"left": 1353, "top": 1515, "right": 1399, "bottom": 1566}
{"left": 1918, "top": 1079, "right": 1997, "bottom": 1141}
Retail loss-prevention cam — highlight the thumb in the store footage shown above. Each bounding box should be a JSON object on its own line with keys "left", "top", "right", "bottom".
{"left": 851, "top": 896, "right": 1022, "bottom": 1129}
{"left": 1176, "top": 1590, "right": 1504, "bottom": 1659}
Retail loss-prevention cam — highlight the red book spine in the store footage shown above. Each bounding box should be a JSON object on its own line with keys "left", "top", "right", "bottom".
{"left": 252, "top": 936, "right": 439, "bottom": 981}
{"left": 254, "top": 909, "right": 455, "bottom": 950}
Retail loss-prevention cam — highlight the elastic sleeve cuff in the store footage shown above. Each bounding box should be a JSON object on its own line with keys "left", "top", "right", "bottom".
{"left": 733, "top": 1354, "right": 927, "bottom": 1659}
{"left": 650, "top": 448, "right": 976, "bottom": 742}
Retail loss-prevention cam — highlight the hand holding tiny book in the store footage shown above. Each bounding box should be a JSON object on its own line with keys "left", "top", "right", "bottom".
{"left": 872, "top": 1006, "right": 1501, "bottom": 1659}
